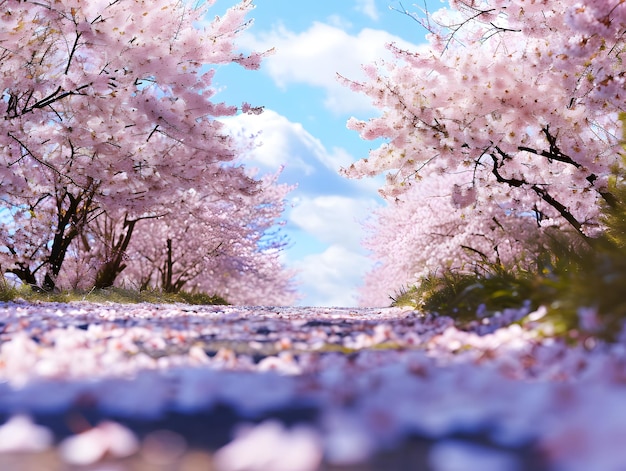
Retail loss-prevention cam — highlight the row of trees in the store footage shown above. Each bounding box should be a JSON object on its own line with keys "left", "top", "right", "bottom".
{"left": 343, "top": 0, "right": 626, "bottom": 306}
{"left": 0, "top": 0, "right": 297, "bottom": 305}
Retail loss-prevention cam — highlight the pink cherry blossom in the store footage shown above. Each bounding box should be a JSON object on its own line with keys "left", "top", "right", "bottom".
{"left": 0, "top": 0, "right": 288, "bottom": 300}
{"left": 214, "top": 420, "right": 323, "bottom": 471}
{"left": 342, "top": 0, "right": 626, "bottom": 302}
{"left": 59, "top": 421, "right": 139, "bottom": 466}
{"left": 0, "top": 415, "right": 53, "bottom": 453}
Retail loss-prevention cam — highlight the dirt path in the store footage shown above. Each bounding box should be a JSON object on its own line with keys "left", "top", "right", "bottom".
{"left": 0, "top": 301, "right": 620, "bottom": 470}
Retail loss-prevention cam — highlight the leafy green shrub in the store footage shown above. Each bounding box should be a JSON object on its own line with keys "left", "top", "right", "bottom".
{"left": 392, "top": 264, "right": 545, "bottom": 324}
{"left": 0, "top": 277, "right": 21, "bottom": 302}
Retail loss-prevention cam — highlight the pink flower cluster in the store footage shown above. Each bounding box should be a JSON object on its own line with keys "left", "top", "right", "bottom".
{"left": 342, "top": 0, "right": 626, "bottom": 303}
{"left": 0, "top": 1, "right": 293, "bottom": 302}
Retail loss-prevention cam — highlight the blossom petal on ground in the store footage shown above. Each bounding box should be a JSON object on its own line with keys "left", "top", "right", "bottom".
{"left": 213, "top": 420, "right": 323, "bottom": 471}
{"left": 0, "top": 415, "right": 53, "bottom": 453}
{"left": 429, "top": 440, "right": 522, "bottom": 471}
{"left": 59, "top": 421, "right": 139, "bottom": 465}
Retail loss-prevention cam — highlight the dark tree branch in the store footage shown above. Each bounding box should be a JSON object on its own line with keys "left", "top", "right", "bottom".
{"left": 517, "top": 125, "right": 619, "bottom": 208}
{"left": 42, "top": 189, "right": 84, "bottom": 291}
{"left": 390, "top": 1, "right": 519, "bottom": 53}
{"left": 517, "top": 145, "right": 582, "bottom": 168}
{"left": 6, "top": 83, "right": 90, "bottom": 119}
{"left": 490, "top": 148, "right": 589, "bottom": 242}
{"left": 29, "top": 83, "right": 89, "bottom": 112}
{"left": 147, "top": 125, "right": 159, "bottom": 142}
{"left": 64, "top": 32, "right": 82, "bottom": 75}
{"left": 6, "top": 132, "right": 82, "bottom": 187}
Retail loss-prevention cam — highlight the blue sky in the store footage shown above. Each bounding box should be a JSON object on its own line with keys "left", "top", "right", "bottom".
{"left": 212, "top": 1, "right": 433, "bottom": 306}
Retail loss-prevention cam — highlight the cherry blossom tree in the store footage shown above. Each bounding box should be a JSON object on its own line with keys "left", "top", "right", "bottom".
{"left": 0, "top": 0, "right": 270, "bottom": 291}
{"left": 135, "top": 169, "right": 298, "bottom": 306}
{"left": 59, "top": 168, "right": 299, "bottom": 305}
{"left": 342, "top": 0, "right": 626, "bottom": 304}
{"left": 358, "top": 172, "right": 553, "bottom": 307}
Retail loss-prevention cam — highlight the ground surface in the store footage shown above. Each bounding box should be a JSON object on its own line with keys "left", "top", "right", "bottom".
{"left": 0, "top": 301, "right": 624, "bottom": 470}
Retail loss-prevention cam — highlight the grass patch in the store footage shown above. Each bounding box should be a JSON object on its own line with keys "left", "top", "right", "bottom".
{"left": 0, "top": 284, "right": 228, "bottom": 306}
{"left": 0, "top": 278, "right": 21, "bottom": 302}
{"left": 392, "top": 225, "right": 626, "bottom": 340}
{"left": 392, "top": 270, "right": 539, "bottom": 323}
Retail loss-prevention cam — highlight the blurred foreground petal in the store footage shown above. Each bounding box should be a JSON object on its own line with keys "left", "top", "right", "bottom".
{"left": 214, "top": 420, "right": 322, "bottom": 471}
{"left": 0, "top": 415, "right": 53, "bottom": 453}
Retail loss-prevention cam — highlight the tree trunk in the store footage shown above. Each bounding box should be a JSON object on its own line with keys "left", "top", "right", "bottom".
{"left": 94, "top": 218, "right": 137, "bottom": 289}
{"left": 41, "top": 192, "right": 84, "bottom": 291}
{"left": 161, "top": 238, "right": 175, "bottom": 293}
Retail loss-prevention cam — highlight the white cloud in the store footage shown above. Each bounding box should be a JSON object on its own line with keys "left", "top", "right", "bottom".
{"left": 220, "top": 111, "right": 384, "bottom": 307}
{"left": 286, "top": 193, "right": 381, "bottom": 307}
{"left": 289, "top": 195, "right": 378, "bottom": 247}
{"left": 294, "top": 245, "right": 372, "bottom": 307}
{"left": 221, "top": 110, "right": 383, "bottom": 192}
{"left": 221, "top": 110, "right": 320, "bottom": 174}
{"left": 321, "top": 146, "right": 355, "bottom": 172}
{"left": 237, "top": 23, "right": 421, "bottom": 114}
{"left": 355, "top": 0, "right": 380, "bottom": 21}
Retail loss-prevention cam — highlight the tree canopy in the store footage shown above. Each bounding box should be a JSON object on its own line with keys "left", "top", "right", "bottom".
{"left": 342, "top": 0, "right": 626, "bottom": 305}
{"left": 0, "top": 0, "right": 296, "bottom": 304}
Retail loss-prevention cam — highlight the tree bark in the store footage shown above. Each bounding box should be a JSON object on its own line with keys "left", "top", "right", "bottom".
{"left": 94, "top": 218, "right": 137, "bottom": 289}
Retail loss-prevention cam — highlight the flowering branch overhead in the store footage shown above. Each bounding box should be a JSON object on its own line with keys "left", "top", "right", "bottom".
{"left": 346, "top": 0, "right": 626, "bottom": 305}
{"left": 0, "top": 0, "right": 295, "bottom": 302}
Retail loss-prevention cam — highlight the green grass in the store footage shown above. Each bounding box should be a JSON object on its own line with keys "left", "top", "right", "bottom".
{"left": 392, "top": 221, "right": 626, "bottom": 340}
{"left": 0, "top": 278, "right": 21, "bottom": 302}
{"left": 392, "top": 270, "right": 539, "bottom": 322}
{"left": 0, "top": 284, "right": 228, "bottom": 306}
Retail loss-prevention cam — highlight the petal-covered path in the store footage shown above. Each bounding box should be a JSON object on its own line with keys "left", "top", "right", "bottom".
{"left": 0, "top": 301, "right": 624, "bottom": 470}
